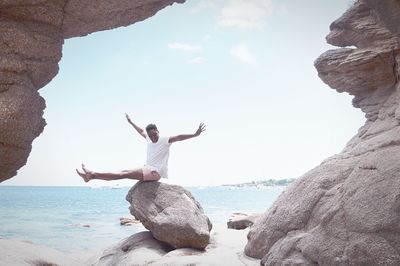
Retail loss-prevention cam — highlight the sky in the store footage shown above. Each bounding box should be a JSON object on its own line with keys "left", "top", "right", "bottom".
{"left": 2, "top": 0, "right": 363, "bottom": 187}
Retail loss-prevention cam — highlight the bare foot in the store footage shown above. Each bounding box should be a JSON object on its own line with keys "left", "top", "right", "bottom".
{"left": 76, "top": 164, "right": 93, "bottom": 182}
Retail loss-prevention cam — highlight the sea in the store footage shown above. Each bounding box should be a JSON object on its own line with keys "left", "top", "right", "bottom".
{"left": 0, "top": 185, "right": 285, "bottom": 254}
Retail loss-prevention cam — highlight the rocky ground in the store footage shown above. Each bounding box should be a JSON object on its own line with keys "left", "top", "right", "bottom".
{"left": 0, "top": 225, "right": 258, "bottom": 266}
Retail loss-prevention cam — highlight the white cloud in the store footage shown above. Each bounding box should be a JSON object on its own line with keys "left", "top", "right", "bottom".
{"left": 230, "top": 43, "right": 257, "bottom": 66}
{"left": 168, "top": 42, "right": 202, "bottom": 52}
{"left": 189, "top": 57, "right": 206, "bottom": 64}
{"left": 218, "top": 0, "right": 273, "bottom": 30}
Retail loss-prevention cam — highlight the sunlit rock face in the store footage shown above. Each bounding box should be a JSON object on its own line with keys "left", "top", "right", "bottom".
{"left": 0, "top": 0, "right": 184, "bottom": 182}
{"left": 245, "top": 1, "right": 400, "bottom": 265}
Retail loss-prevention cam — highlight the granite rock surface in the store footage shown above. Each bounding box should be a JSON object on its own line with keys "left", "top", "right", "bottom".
{"left": 245, "top": 1, "right": 400, "bottom": 265}
{"left": 126, "top": 181, "right": 212, "bottom": 250}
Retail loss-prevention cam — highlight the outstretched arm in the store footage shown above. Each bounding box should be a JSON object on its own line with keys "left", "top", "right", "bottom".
{"left": 125, "top": 113, "right": 147, "bottom": 139}
{"left": 168, "top": 123, "right": 206, "bottom": 143}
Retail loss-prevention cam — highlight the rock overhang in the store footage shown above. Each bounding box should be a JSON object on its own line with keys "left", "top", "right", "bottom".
{"left": 0, "top": 0, "right": 185, "bottom": 183}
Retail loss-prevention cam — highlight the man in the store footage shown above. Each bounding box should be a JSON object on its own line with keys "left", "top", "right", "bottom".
{"left": 76, "top": 113, "right": 206, "bottom": 182}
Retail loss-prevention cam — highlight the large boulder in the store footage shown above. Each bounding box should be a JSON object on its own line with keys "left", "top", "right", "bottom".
{"left": 126, "top": 181, "right": 212, "bottom": 250}
{"left": 245, "top": 0, "right": 400, "bottom": 265}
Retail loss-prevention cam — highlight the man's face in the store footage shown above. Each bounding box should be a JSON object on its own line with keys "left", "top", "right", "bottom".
{"left": 147, "top": 129, "right": 159, "bottom": 143}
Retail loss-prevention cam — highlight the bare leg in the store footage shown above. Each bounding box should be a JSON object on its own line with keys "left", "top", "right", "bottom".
{"left": 76, "top": 164, "right": 144, "bottom": 182}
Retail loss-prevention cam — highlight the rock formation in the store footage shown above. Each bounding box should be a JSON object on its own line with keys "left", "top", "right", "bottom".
{"left": 245, "top": 1, "right": 400, "bottom": 265}
{"left": 126, "top": 181, "right": 213, "bottom": 250}
{"left": 0, "top": 0, "right": 184, "bottom": 183}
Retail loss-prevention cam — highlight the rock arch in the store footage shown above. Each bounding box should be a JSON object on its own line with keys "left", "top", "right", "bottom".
{"left": 0, "top": 0, "right": 183, "bottom": 182}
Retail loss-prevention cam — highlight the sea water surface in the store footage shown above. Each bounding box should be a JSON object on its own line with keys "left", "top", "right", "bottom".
{"left": 0, "top": 185, "right": 285, "bottom": 254}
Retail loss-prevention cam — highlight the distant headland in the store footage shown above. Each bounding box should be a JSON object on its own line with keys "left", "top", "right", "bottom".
{"left": 222, "top": 178, "right": 296, "bottom": 188}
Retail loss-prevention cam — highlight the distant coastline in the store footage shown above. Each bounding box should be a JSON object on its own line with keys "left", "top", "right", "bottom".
{"left": 222, "top": 178, "right": 296, "bottom": 188}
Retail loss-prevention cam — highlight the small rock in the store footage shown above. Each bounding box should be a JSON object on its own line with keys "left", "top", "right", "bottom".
{"left": 72, "top": 223, "right": 90, "bottom": 228}
{"left": 227, "top": 213, "right": 260, "bottom": 230}
{"left": 120, "top": 217, "right": 141, "bottom": 226}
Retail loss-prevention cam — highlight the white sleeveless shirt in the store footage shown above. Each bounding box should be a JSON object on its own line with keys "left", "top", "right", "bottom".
{"left": 146, "top": 136, "right": 171, "bottom": 178}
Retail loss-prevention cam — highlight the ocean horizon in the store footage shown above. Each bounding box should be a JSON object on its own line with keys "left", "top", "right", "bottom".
{"left": 0, "top": 185, "right": 286, "bottom": 254}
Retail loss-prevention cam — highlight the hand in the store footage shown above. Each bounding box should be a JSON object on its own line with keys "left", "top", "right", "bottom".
{"left": 125, "top": 113, "right": 132, "bottom": 123}
{"left": 195, "top": 123, "right": 206, "bottom": 136}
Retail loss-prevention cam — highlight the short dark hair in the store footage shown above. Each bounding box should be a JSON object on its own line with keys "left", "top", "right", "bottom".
{"left": 145, "top": 124, "right": 158, "bottom": 132}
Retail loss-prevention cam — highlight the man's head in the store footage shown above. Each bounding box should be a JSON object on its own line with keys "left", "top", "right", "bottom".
{"left": 146, "top": 124, "right": 159, "bottom": 143}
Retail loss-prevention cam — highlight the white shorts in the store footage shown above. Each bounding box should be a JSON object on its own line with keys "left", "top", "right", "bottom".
{"left": 142, "top": 165, "right": 161, "bottom": 181}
